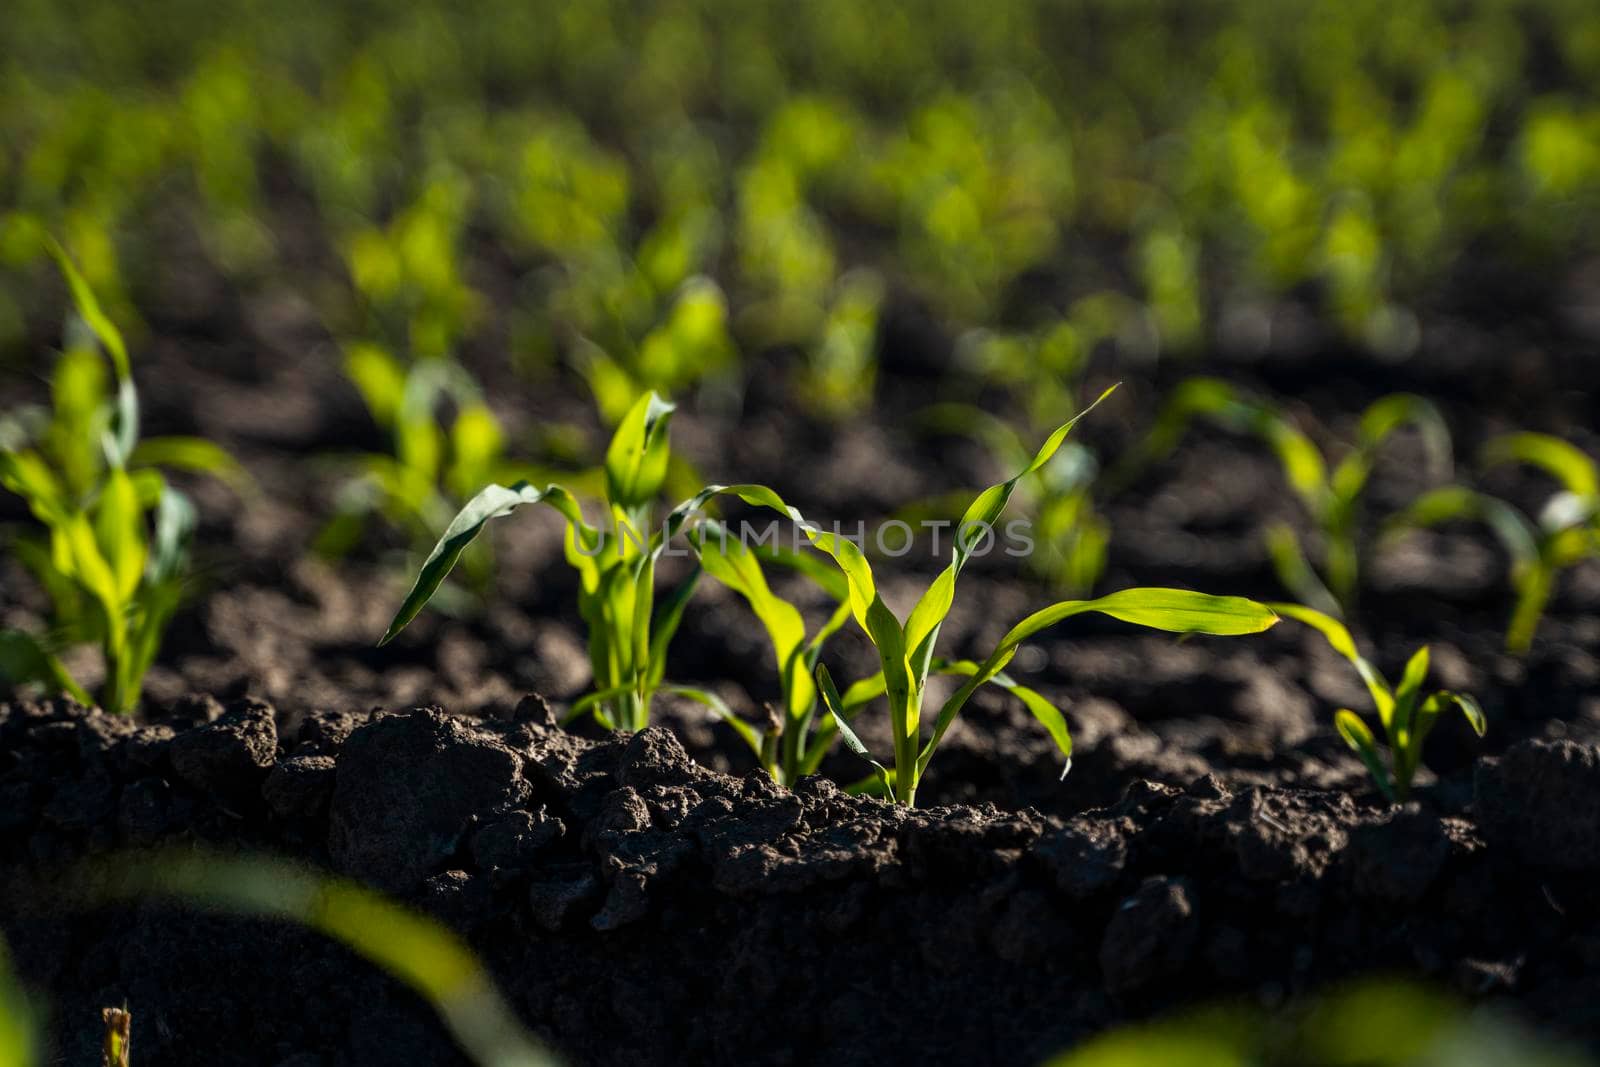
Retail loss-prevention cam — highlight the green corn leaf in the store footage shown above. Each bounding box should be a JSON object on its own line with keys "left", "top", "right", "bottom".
{"left": 449, "top": 404, "right": 505, "bottom": 494}
{"left": 604, "top": 391, "right": 676, "bottom": 516}
{"left": 661, "top": 482, "right": 917, "bottom": 739}
{"left": 645, "top": 565, "right": 701, "bottom": 688}
{"left": 562, "top": 684, "right": 636, "bottom": 728}
{"left": 1355, "top": 393, "right": 1453, "bottom": 481}
{"left": 1506, "top": 559, "right": 1554, "bottom": 654}
{"left": 64, "top": 513, "right": 126, "bottom": 658}
{"left": 816, "top": 664, "right": 891, "bottom": 794}
{"left": 0, "top": 450, "right": 67, "bottom": 526}
{"left": 1384, "top": 486, "right": 1540, "bottom": 567}
{"left": 396, "top": 403, "right": 445, "bottom": 489}
{"left": 123, "top": 575, "right": 183, "bottom": 710}
{"left": 837, "top": 672, "right": 888, "bottom": 713}
{"left": 692, "top": 523, "right": 812, "bottom": 713}
{"left": 920, "top": 590, "right": 1277, "bottom": 778}
{"left": 1541, "top": 492, "right": 1600, "bottom": 539}
{"left": 47, "top": 238, "right": 129, "bottom": 380}
{"left": 0, "top": 630, "right": 91, "bottom": 705}
{"left": 106, "top": 376, "right": 139, "bottom": 471}
{"left": 0, "top": 936, "right": 37, "bottom": 1067}
{"left": 1390, "top": 645, "right": 1432, "bottom": 738}
{"left": 1334, "top": 708, "right": 1394, "bottom": 802}
{"left": 693, "top": 524, "right": 807, "bottom": 660}
{"left": 380, "top": 482, "right": 589, "bottom": 645}
{"left": 10, "top": 536, "right": 83, "bottom": 630}
{"left": 662, "top": 684, "right": 765, "bottom": 758}
{"left": 1136, "top": 378, "right": 1327, "bottom": 515}
{"left": 48, "top": 344, "right": 107, "bottom": 496}
{"left": 1134, "top": 377, "right": 1251, "bottom": 468}
{"left": 903, "top": 385, "right": 1116, "bottom": 675}
{"left": 933, "top": 658, "right": 1072, "bottom": 776}
{"left": 1263, "top": 419, "right": 1329, "bottom": 518}
{"left": 131, "top": 436, "right": 251, "bottom": 490}
{"left": 1484, "top": 432, "right": 1598, "bottom": 499}
{"left": 1263, "top": 523, "right": 1343, "bottom": 619}
{"left": 1268, "top": 602, "right": 1394, "bottom": 725}
{"left": 1398, "top": 689, "right": 1487, "bottom": 793}
{"left": 803, "top": 599, "right": 854, "bottom": 659}
{"left": 93, "top": 466, "right": 147, "bottom": 603}
{"left": 915, "top": 402, "right": 1031, "bottom": 468}
{"left": 752, "top": 544, "right": 850, "bottom": 603}
{"left": 628, "top": 555, "right": 656, "bottom": 712}
{"left": 148, "top": 485, "right": 197, "bottom": 584}
{"left": 344, "top": 342, "right": 408, "bottom": 427}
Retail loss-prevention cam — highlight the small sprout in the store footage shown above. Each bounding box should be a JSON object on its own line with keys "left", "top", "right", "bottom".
{"left": 1129, "top": 379, "right": 1452, "bottom": 618}
{"left": 1386, "top": 432, "right": 1599, "bottom": 654}
{"left": 1273, "top": 603, "right": 1485, "bottom": 802}
{"left": 382, "top": 390, "right": 714, "bottom": 732}
{"left": 0, "top": 243, "right": 238, "bottom": 714}
{"left": 101, "top": 1007, "right": 130, "bottom": 1067}
{"left": 321, "top": 345, "right": 524, "bottom": 593}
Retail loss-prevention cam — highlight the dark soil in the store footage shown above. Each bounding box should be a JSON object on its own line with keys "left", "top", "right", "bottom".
{"left": 4, "top": 263, "right": 1600, "bottom": 1062}
{"left": 4, "top": 699, "right": 1600, "bottom": 1066}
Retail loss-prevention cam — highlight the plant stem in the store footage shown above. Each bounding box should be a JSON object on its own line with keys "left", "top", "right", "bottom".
{"left": 102, "top": 1006, "right": 131, "bottom": 1067}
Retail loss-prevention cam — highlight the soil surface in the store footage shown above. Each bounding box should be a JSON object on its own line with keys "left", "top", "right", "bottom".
{"left": 3, "top": 699, "right": 1600, "bottom": 1066}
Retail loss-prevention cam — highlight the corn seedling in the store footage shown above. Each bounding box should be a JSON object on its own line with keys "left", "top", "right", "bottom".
{"left": 670, "top": 388, "right": 1279, "bottom": 805}
{"left": 319, "top": 345, "right": 522, "bottom": 594}
{"left": 796, "top": 269, "right": 884, "bottom": 420}
{"left": 0, "top": 244, "right": 241, "bottom": 713}
{"left": 342, "top": 175, "right": 477, "bottom": 361}
{"left": 1130, "top": 378, "right": 1451, "bottom": 617}
{"left": 687, "top": 523, "right": 853, "bottom": 785}
{"left": 574, "top": 276, "right": 739, "bottom": 427}
{"left": 1273, "top": 603, "right": 1485, "bottom": 802}
{"left": 1385, "top": 432, "right": 1599, "bottom": 653}
{"left": 381, "top": 391, "right": 711, "bottom": 732}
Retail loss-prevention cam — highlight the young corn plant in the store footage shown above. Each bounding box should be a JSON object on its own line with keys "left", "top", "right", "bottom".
{"left": 1384, "top": 432, "right": 1599, "bottom": 653}
{"left": 1272, "top": 603, "right": 1485, "bottom": 802}
{"left": 1128, "top": 378, "right": 1452, "bottom": 618}
{"left": 672, "top": 388, "right": 1279, "bottom": 806}
{"left": 686, "top": 522, "right": 853, "bottom": 786}
{"left": 380, "top": 391, "right": 707, "bottom": 732}
{"left": 0, "top": 245, "right": 237, "bottom": 713}
{"left": 319, "top": 345, "right": 522, "bottom": 595}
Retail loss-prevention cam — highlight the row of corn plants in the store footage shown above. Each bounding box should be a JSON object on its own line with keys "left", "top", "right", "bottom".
{"left": 13, "top": 254, "right": 1594, "bottom": 802}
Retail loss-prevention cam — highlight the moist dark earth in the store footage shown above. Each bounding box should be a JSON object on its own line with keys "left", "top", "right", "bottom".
{"left": 3, "top": 268, "right": 1600, "bottom": 1063}
{"left": 4, "top": 701, "right": 1600, "bottom": 1066}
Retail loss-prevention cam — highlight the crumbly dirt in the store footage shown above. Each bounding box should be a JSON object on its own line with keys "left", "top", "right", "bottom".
{"left": 4, "top": 698, "right": 1600, "bottom": 1066}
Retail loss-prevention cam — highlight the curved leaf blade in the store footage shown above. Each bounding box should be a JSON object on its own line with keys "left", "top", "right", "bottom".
{"left": 380, "top": 482, "right": 586, "bottom": 645}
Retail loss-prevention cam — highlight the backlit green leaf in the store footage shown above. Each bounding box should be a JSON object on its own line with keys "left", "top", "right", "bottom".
{"left": 1484, "top": 432, "right": 1598, "bottom": 499}
{"left": 605, "top": 391, "right": 675, "bottom": 516}
{"left": 47, "top": 238, "right": 129, "bottom": 380}
{"left": 380, "top": 482, "right": 588, "bottom": 644}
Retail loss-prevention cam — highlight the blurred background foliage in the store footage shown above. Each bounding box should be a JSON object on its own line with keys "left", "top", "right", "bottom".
{"left": 2, "top": 0, "right": 1599, "bottom": 404}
